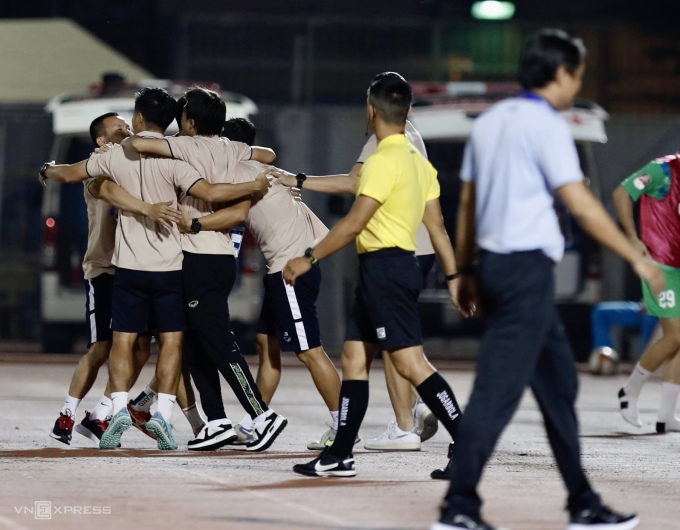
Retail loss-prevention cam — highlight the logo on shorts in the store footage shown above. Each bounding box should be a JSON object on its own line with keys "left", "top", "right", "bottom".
{"left": 188, "top": 300, "right": 198, "bottom": 308}
{"left": 633, "top": 174, "right": 651, "bottom": 190}
{"left": 376, "top": 327, "right": 386, "bottom": 339}
{"left": 283, "top": 332, "right": 292, "bottom": 343}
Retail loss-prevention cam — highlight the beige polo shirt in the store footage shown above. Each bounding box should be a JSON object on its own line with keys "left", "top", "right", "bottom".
{"left": 232, "top": 160, "right": 329, "bottom": 274}
{"left": 85, "top": 131, "right": 203, "bottom": 271}
{"left": 81, "top": 179, "right": 116, "bottom": 280}
{"left": 357, "top": 120, "right": 435, "bottom": 256}
{"left": 165, "top": 135, "right": 252, "bottom": 255}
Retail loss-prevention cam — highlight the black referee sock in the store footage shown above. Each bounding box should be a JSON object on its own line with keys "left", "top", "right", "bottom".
{"left": 328, "top": 380, "right": 368, "bottom": 459}
{"left": 416, "top": 373, "right": 462, "bottom": 440}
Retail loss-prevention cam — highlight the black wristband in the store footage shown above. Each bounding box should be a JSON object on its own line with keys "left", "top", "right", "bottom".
{"left": 40, "top": 162, "right": 50, "bottom": 179}
{"left": 445, "top": 273, "right": 460, "bottom": 282}
{"left": 296, "top": 172, "right": 307, "bottom": 189}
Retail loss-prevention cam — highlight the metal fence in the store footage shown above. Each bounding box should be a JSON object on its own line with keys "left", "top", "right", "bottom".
{"left": 176, "top": 15, "right": 680, "bottom": 114}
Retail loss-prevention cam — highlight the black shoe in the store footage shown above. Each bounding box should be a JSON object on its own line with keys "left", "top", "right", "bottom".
{"left": 431, "top": 442, "right": 455, "bottom": 479}
{"left": 49, "top": 412, "right": 74, "bottom": 445}
{"left": 188, "top": 419, "right": 237, "bottom": 451}
{"left": 293, "top": 447, "right": 357, "bottom": 477}
{"left": 568, "top": 505, "right": 640, "bottom": 529}
{"left": 246, "top": 410, "right": 288, "bottom": 452}
{"left": 431, "top": 513, "right": 504, "bottom": 530}
{"left": 75, "top": 411, "right": 109, "bottom": 443}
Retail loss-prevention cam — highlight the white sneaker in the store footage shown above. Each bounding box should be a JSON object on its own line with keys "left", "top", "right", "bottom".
{"left": 187, "top": 419, "right": 237, "bottom": 451}
{"left": 364, "top": 421, "right": 421, "bottom": 451}
{"left": 413, "top": 397, "right": 439, "bottom": 442}
{"left": 307, "top": 423, "right": 361, "bottom": 451}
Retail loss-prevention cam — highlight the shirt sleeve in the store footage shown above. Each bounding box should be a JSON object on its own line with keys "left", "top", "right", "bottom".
{"left": 459, "top": 139, "right": 474, "bottom": 183}
{"left": 172, "top": 160, "right": 204, "bottom": 195}
{"left": 165, "top": 136, "right": 195, "bottom": 163}
{"left": 231, "top": 162, "right": 261, "bottom": 184}
{"left": 85, "top": 151, "right": 116, "bottom": 183}
{"left": 535, "top": 118, "right": 583, "bottom": 191}
{"left": 225, "top": 140, "right": 253, "bottom": 163}
{"left": 426, "top": 163, "right": 440, "bottom": 201}
{"left": 405, "top": 121, "right": 428, "bottom": 159}
{"left": 620, "top": 159, "right": 670, "bottom": 201}
{"left": 356, "top": 154, "right": 395, "bottom": 204}
{"left": 357, "top": 135, "right": 378, "bottom": 164}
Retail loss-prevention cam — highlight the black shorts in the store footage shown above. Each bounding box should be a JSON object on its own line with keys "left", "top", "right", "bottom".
{"left": 111, "top": 268, "right": 186, "bottom": 333}
{"left": 256, "top": 264, "right": 322, "bottom": 352}
{"left": 417, "top": 253, "right": 436, "bottom": 287}
{"left": 345, "top": 248, "right": 422, "bottom": 350}
{"left": 85, "top": 272, "right": 114, "bottom": 347}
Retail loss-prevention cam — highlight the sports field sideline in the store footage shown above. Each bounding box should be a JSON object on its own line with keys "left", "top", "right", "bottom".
{"left": 0, "top": 355, "right": 677, "bottom": 530}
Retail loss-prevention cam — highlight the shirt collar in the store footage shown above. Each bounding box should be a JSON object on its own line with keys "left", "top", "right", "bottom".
{"left": 136, "top": 130, "right": 165, "bottom": 139}
{"left": 376, "top": 133, "right": 409, "bottom": 150}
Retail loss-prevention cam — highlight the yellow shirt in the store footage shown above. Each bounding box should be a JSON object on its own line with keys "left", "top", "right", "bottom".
{"left": 356, "top": 133, "right": 440, "bottom": 254}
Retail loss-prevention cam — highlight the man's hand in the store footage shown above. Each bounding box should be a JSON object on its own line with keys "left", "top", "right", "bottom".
{"left": 283, "top": 257, "right": 312, "bottom": 286}
{"left": 289, "top": 187, "right": 302, "bottom": 202}
{"left": 94, "top": 143, "right": 113, "bottom": 155}
{"left": 39, "top": 160, "right": 55, "bottom": 188}
{"left": 269, "top": 166, "right": 297, "bottom": 188}
{"left": 629, "top": 236, "right": 649, "bottom": 257}
{"left": 254, "top": 171, "right": 273, "bottom": 194}
{"left": 177, "top": 206, "right": 192, "bottom": 234}
{"left": 455, "top": 275, "right": 478, "bottom": 318}
{"left": 143, "top": 201, "right": 181, "bottom": 228}
{"left": 633, "top": 258, "right": 665, "bottom": 297}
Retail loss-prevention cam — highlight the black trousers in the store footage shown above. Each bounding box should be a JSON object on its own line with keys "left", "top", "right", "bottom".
{"left": 445, "top": 250, "right": 600, "bottom": 517}
{"left": 182, "top": 252, "right": 267, "bottom": 422}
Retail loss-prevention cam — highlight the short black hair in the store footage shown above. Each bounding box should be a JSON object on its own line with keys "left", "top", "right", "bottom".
{"left": 89, "top": 112, "right": 120, "bottom": 146}
{"left": 221, "top": 117, "right": 256, "bottom": 146}
{"left": 134, "top": 87, "right": 177, "bottom": 131}
{"left": 175, "top": 96, "right": 187, "bottom": 131}
{"left": 518, "top": 29, "right": 586, "bottom": 90}
{"left": 367, "top": 75, "right": 412, "bottom": 125}
{"left": 183, "top": 87, "right": 226, "bottom": 136}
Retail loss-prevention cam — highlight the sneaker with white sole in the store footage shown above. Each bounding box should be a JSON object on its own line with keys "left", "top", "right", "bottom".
{"left": 432, "top": 513, "right": 509, "bottom": 530}
{"left": 233, "top": 422, "right": 255, "bottom": 445}
{"left": 413, "top": 397, "right": 439, "bottom": 442}
{"left": 99, "top": 408, "right": 132, "bottom": 449}
{"left": 364, "top": 420, "right": 421, "bottom": 451}
{"left": 145, "top": 412, "right": 178, "bottom": 450}
{"left": 307, "top": 423, "right": 361, "bottom": 451}
{"left": 568, "top": 505, "right": 639, "bottom": 530}
{"left": 75, "top": 411, "right": 110, "bottom": 444}
{"left": 245, "top": 409, "right": 287, "bottom": 452}
{"left": 127, "top": 401, "right": 156, "bottom": 439}
{"left": 49, "top": 412, "right": 74, "bottom": 445}
{"left": 293, "top": 447, "right": 357, "bottom": 477}
{"left": 188, "top": 419, "right": 237, "bottom": 451}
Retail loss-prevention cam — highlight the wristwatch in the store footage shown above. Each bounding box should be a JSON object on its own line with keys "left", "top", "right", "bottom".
{"left": 304, "top": 247, "right": 318, "bottom": 264}
{"left": 40, "top": 162, "right": 50, "bottom": 179}
{"left": 296, "top": 172, "right": 307, "bottom": 189}
{"left": 190, "top": 218, "right": 202, "bottom": 234}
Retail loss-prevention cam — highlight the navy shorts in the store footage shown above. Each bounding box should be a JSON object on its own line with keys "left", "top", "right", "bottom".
{"left": 85, "top": 272, "right": 114, "bottom": 347}
{"left": 345, "top": 248, "right": 423, "bottom": 350}
{"left": 111, "top": 268, "right": 186, "bottom": 333}
{"left": 257, "top": 264, "right": 322, "bottom": 352}
{"left": 417, "top": 253, "right": 436, "bottom": 288}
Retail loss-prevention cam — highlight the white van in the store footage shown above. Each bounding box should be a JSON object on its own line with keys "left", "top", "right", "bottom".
{"left": 41, "top": 76, "right": 263, "bottom": 352}
{"left": 409, "top": 81, "right": 609, "bottom": 305}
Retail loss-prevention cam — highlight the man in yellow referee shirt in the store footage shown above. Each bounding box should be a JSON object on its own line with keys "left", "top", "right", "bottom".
{"left": 284, "top": 74, "right": 466, "bottom": 477}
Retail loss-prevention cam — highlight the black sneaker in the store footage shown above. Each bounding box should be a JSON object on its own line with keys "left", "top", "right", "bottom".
{"left": 75, "top": 411, "right": 109, "bottom": 443}
{"left": 568, "top": 505, "right": 640, "bottom": 530}
{"left": 431, "top": 513, "right": 506, "bottom": 530}
{"left": 188, "top": 419, "right": 237, "bottom": 451}
{"left": 245, "top": 410, "right": 287, "bottom": 452}
{"left": 431, "top": 442, "right": 455, "bottom": 479}
{"left": 293, "top": 447, "right": 357, "bottom": 477}
{"left": 49, "top": 412, "right": 74, "bottom": 445}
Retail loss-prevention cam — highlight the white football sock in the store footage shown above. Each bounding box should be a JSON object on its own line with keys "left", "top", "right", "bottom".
{"left": 90, "top": 396, "right": 113, "bottom": 421}
{"left": 182, "top": 404, "right": 206, "bottom": 434}
{"left": 330, "top": 410, "right": 339, "bottom": 430}
{"left": 657, "top": 382, "right": 680, "bottom": 431}
{"left": 619, "top": 363, "right": 652, "bottom": 427}
{"left": 60, "top": 395, "right": 81, "bottom": 418}
{"left": 239, "top": 413, "right": 253, "bottom": 430}
{"left": 129, "top": 385, "right": 157, "bottom": 412}
{"left": 157, "top": 393, "right": 176, "bottom": 423}
{"left": 253, "top": 411, "right": 267, "bottom": 424}
{"left": 111, "top": 392, "right": 128, "bottom": 416}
